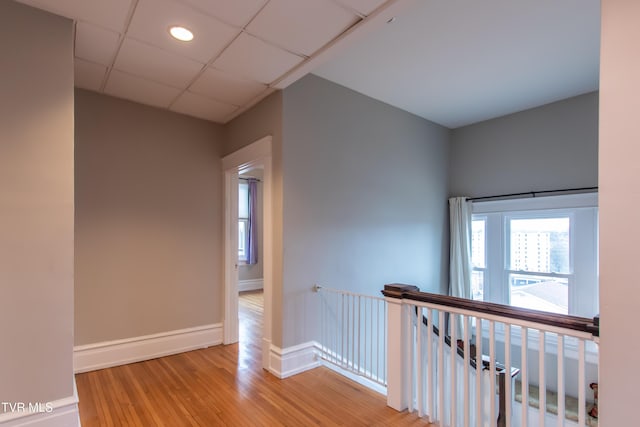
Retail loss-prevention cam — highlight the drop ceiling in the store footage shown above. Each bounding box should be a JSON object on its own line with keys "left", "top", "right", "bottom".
{"left": 15, "top": 0, "right": 393, "bottom": 123}
{"left": 15, "top": 0, "right": 600, "bottom": 128}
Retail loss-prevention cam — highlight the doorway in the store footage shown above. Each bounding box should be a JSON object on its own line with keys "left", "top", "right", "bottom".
{"left": 222, "top": 135, "right": 273, "bottom": 371}
{"left": 238, "top": 167, "right": 264, "bottom": 358}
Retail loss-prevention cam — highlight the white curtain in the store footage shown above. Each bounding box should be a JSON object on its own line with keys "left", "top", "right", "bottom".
{"left": 449, "top": 197, "right": 473, "bottom": 337}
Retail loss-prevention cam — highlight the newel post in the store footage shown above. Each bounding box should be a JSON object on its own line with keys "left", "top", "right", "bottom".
{"left": 382, "top": 283, "right": 419, "bottom": 411}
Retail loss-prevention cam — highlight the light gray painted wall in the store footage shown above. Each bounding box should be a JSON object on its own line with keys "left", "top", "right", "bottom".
{"left": 75, "top": 89, "right": 225, "bottom": 345}
{"left": 223, "top": 92, "right": 283, "bottom": 157}
{"left": 281, "top": 75, "right": 450, "bottom": 348}
{"left": 0, "top": 1, "right": 74, "bottom": 406}
{"left": 224, "top": 90, "right": 285, "bottom": 346}
{"left": 449, "top": 92, "right": 598, "bottom": 198}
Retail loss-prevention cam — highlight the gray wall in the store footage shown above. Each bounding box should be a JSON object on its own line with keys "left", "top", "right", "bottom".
{"left": 223, "top": 92, "right": 283, "bottom": 157}
{"left": 282, "top": 75, "right": 450, "bottom": 347}
{"left": 449, "top": 92, "right": 598, "bottom": 198}
{"left": 75, "top": 89, "right": 225, "bottom": 345}
{"left": 0, "top": 1, "right": 75, "bottom": 406}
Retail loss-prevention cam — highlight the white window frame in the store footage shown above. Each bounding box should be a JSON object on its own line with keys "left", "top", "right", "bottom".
{"left": 471, "top": 193, "right": 599, "bottom": 359}
{"left": 238, "top": 182, "right": 250, "bottom": 263}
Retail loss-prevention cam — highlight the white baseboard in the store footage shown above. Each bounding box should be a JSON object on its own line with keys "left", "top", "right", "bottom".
{"left": 0, "top": 377, "right": 80, "bottom": 427}
{"left": 74, "top": 323, "right": 223, "bottom": 373}
{"left": 268, "top": 341, "right": 320, "bottom": 379}
{"left": 238, "top": 278, "right": 263, "bottom": 292}
{"left": 315, "top": 349, "right": 387, "bottom": 396}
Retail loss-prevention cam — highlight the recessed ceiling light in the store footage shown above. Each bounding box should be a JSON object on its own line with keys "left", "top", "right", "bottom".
{"left": 169, "top": 26, "right": 194, "bottom": 42}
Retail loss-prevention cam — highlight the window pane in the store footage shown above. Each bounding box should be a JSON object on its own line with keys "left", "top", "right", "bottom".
{"left": 239, "top": 183, "right": 249, "bottom": 219}
{"left": 509, "top": 217, "right": 570, "bottom": 273}
{"left": 471, "top": 270, "right": 484, "bottom": 301}
{"left": 509, "top": 273, "right": 568, "bottom": 314}
{"left": 238, "top": 220, "right": 247, "bottom": 260}
{"left": 471, "top": 218, "right": 486, "bottom": 268}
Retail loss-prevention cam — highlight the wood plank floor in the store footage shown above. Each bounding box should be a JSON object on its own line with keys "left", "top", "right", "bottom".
{"left": 76, "top": 290, "right": 428, "bottom": 426}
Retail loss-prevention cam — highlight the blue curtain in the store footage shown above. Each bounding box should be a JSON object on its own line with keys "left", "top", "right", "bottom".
{"left": 246, "top": 179, "right": 259, "bottom": 265}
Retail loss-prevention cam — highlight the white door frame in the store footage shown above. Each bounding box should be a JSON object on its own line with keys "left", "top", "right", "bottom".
{"left": 222, "top": 135, "right": 273, "bottom": 370}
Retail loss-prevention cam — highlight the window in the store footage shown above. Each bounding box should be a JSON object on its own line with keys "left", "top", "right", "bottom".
{"left": 471, "top": 217, "right": 486, "bottom": 301}
{"left": 238, "top": 182, "right": 249, "bottom": 262}
{"left": 471, "top": 193, "right": 598, "bottom": 317}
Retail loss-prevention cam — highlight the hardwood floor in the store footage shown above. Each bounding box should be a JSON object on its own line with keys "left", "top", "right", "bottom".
{"left": 76, "top": 290, "right": 427, "bottom": 426}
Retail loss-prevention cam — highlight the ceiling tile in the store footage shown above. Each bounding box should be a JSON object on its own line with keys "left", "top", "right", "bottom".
{"left": 114, "top": 38, "right": 203, "bottom": 89}
{"left": 189, "top": 67, "right": 268, "bottom": 106}
{"left": 179, "top": 0, "right": 267, "bottom": 27}
{"left": 213, "top": 33, "right": 304, "bottom": 84}
{"left": 75, "top": 22, "right": 120, "bottom": 66}
{"left": 170, "top": 92, "right": 238, "bottom": 123}
{"left": 74, "top": 59, "right": 107, "bottom": 91}
{"left": 127, "top": 0, "right": 239, "bottom": 63}
{"left": 16, "top": 0, "right": 132, "bottom": 31}
{"left": 335, "top": 0, "right": 387, "bottom": 16}
{"left": 105, "top": 70, "right": 182, "bottom": 108}
{"left": 246, "top": 0, "right": 359, "bottom": 56}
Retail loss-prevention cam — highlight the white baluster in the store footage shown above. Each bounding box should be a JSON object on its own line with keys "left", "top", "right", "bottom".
{"left": 476, "top": 317, "right": 483, "bottom": 427}
{"left": 489, "top": 321, "right": 496, "bottom": 427}
{"left": 347, "top": 295, "right": 356, "bottom": 370}
{"left": 521, "top": 327, "right": 528, "bottom": 427}
{"left": 362, "top": 299, "right": 373, "bottom": 379}
{"left": 505, "top": 323, "right": 511, "bottom": 427}
{"left": 538, "top": 331, "right": 546, "bottom": 427}
{"left": 407, "top": 304, "right": 415, "bottom": 413}
{"left": 557, "top": 334, "right": 565, "bottom": 427}
{"left": 376, "top": 298, "right": 380, "bottom": 383}
{"left": 417, "top": 306, "right": 424, "bottom": 417}
{"left": 426, "top": 308, "right": 434, "bottom": 423}
{"left": 450, "top": 314, "right": 457, "bottom": 427}
{"left": 383, "top": 301, "right": 387, "bottom": 385}
{"left": 463, "top": 315, "right": 470, "bottom": 427}
{"left": 356, "top": 295, "right": 367, "bottom": 374}
{"left": 438, "top": 310, "right": 445, "bottom": 427}
{"left": 320, "top": 290, "right": 324, "bottom": 359}
{"left": 578, "top": 339, "right": 586, "bottom": 426}
{"left": 341, "top": 293, "right": 345, "bottom": 366}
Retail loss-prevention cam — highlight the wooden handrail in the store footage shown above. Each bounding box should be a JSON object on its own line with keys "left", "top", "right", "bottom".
{"left": 383, "top": 283, "right": 599, "bottom": 336}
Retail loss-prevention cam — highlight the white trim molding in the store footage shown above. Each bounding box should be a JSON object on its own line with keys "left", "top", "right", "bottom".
{"left": 238, "top": 278, "right": 264, "bottom": 292}
{"left": 268, "top": 342, "right": 320, "bottom": 379}
{"left": 221, "top": 135, "right": 272, "bottom": 171}
{"left": 315, "top": 343, "right": 387, "bottom": 396}
{"left": 222, "top": 135, "right": 274, "bottom": 372}
{"left": 74, "top": 323, "right": 223, "bottom": 373}
{"left": 0, "top": 378, "right": 80, "bottom": 427}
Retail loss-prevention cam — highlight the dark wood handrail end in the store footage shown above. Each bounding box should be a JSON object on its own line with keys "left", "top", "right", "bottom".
{"left": 381, "top": 283, "right": 420, "bottom": 298}
{"left": 587, "top": 315, "right": 600, "bottom": 337}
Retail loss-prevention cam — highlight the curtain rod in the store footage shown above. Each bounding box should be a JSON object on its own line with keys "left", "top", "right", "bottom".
{"left": 466, "top": 186, "right": 598, "bottom": 202}
{"left": 239, "top": 177, "right": 262, "bottom": 182}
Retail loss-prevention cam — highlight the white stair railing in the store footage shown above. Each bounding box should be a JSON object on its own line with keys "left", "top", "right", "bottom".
{"left": 314, "top": 285, "right": 387, "bottom": 388}
{"left": 384, "top": 284, "right": 600, "bottom": 427}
